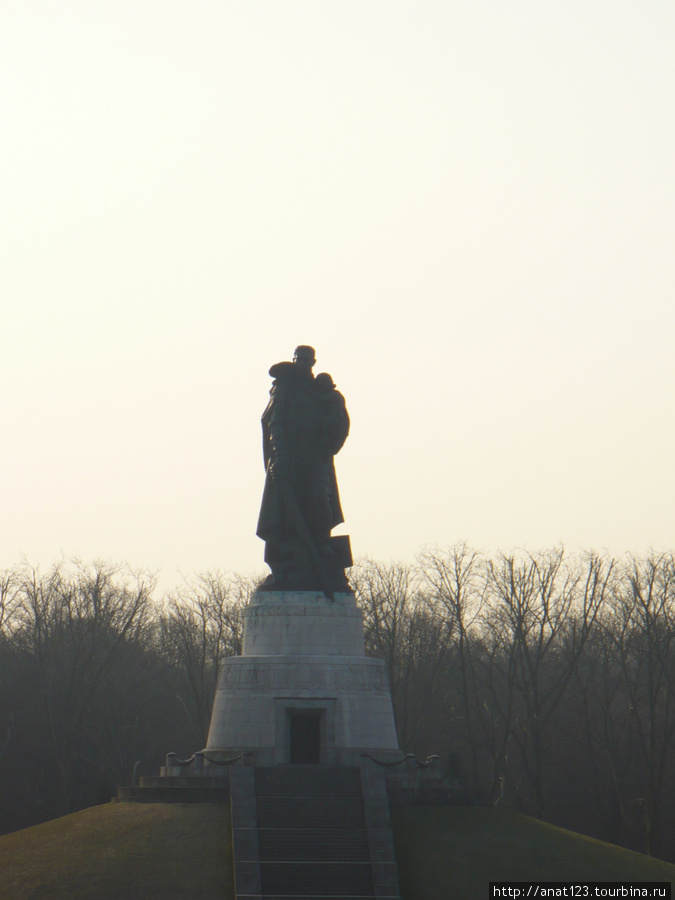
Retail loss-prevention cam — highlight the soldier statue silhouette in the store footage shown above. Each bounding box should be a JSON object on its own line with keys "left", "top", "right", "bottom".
{"left": 256, "top": 346, "right": 352, "bottom": 595}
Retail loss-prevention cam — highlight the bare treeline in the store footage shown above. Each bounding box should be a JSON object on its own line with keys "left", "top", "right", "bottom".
{"left": 355, "top": 546, "right": 675, "bottom": 860}
{"left": 0, "top": 561, "right": 254, "bottom": 835}
{"left": 0, "top": 546, "right": 673, "bottom": 861}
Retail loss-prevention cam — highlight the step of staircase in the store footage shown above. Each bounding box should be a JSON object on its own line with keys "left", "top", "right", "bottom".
{"left": 256, "top": 795, "right": 367, "bottom": 830}
{"left": 255, "top": 766, "right": 368, "bottom": 837}
{"left": 260, "top": 861, "right": 374, "bottom": 895}
{"left": 256, "top": 896, "right": 385, "bottom": 900}
{"left": 231, "top": 765, "right": 401, "bottom": 899}
{"left": 235, "top": 766, "right": 373, "bottom": 898}
{"left": 255, "top": 765, "right": 363, "bottom": 798}
{"left": 258, "top": 827, "right": 370, "bottom": 862}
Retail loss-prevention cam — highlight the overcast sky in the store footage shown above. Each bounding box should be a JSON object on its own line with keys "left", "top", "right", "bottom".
{"left": 2, "top": 1, "right": 673, "bottom": 591}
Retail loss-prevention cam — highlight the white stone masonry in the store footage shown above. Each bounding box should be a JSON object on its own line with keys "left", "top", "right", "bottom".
{"left": 205, "top": 590, "right": 399, "bottom": 766}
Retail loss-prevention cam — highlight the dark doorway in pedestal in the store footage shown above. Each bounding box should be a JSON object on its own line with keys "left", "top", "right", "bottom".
{"left": 289, "top": 712, "right": 321, "bottom": 764}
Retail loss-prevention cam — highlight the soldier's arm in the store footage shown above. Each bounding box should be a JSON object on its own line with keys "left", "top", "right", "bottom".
{"left": 267, "top": 385, "right": 290, "bottom": 477}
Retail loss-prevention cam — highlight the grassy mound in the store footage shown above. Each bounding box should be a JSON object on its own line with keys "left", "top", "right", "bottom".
{"left": 0, "top": 803, "right": 233, "bottom": 900}
{"left": 392, "top": 806, "right": 675, "bottom": 900}
{"left": 1, "top": 802, "right": 673, "bottom": 900}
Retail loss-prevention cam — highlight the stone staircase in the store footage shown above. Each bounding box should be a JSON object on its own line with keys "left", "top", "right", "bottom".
{"left": 231, "top": 765, "right": 401, "bottom": 900}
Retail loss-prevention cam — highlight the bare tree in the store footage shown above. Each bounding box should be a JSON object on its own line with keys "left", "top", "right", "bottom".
{"left": 0, "top": 547, "right": 673, "bottom": 862}
{"left": 608, "top": 553, "right": 675, "bottom": 856}
{"left": 10, "top": 560, "right": 155, "bottom": 814}
{"left": 480, "top": 548, "right": 612, "bottom": 818}
{"left": 158, "top": 571, "right": 254, "bottom": 745}
{"left": 418, "top": 543, "right": 485, "bottom": 789}
{"left": 352, "top": 559, "right": 449, "bottom": 748}
{"left": 0, "top": 569, "right": 20, "bottom": 635}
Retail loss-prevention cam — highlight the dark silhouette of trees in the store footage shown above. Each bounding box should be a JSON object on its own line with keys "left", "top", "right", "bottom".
{"left": 608, "top": 554, "right": 675, "bottom": 856}
{"left": 0, "top": 548, "right": 673, "bottom": 862}
{"left": 157, "top": 571, "right": 252, "bottom": 746}
{"left": 1, "top": 562, "right": 161, "bottom": 824}
{"left": 482, "top": 548, "right": 611, "bottom": 818}
{"left": 352, "top": 559, "right": 455, "bottom": 752}
{"left": 418, "top": 544, "right": 485, "bottom": 786}
{"left": 350, "top": 548, "right": 674, "bottom": 859}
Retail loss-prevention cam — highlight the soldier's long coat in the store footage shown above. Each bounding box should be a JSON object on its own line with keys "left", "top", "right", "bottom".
{"left": 255, "top": 370, "right": 348, "bottom": 544}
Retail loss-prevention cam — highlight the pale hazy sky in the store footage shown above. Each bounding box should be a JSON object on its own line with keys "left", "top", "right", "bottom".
{"left": 2, "top": 1, "right": 673, "bottom": 590}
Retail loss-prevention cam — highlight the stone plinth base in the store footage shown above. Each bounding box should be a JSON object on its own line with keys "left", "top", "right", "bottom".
{"left": 205, "top": 590, "right": 399, "bottom": 766}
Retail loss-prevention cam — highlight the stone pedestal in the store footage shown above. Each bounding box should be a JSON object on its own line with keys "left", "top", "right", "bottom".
{"left": 205, "top": 590, "right": 399, "bottom": 766}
